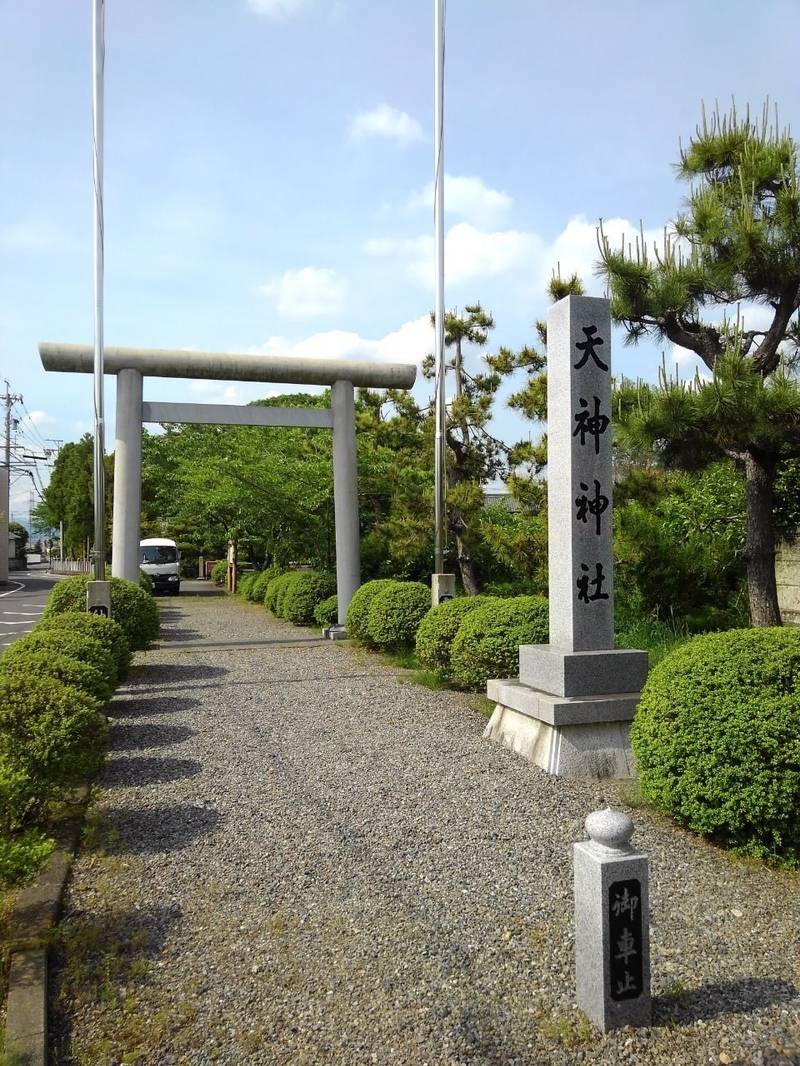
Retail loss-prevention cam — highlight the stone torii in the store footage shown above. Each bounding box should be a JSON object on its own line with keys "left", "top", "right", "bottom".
{"left": 38, "top": 342, "right": 417, "bottom": 629}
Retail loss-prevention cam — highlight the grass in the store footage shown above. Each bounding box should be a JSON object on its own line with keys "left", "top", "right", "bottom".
{"left": 616, "top": 616, "right": 693, "bottom": 668}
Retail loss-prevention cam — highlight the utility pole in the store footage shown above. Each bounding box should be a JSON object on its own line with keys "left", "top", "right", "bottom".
{"left": 430, "top": 0, "right": 455, "bottom": 607}
{"left": 1, "top": 381, "right": 22, "bottom": 586}
{"left": 3, "top": 380, "right": 23, "bottom": 469}
{"left": 87, "top": 0, "right": 111, "bottom": 616}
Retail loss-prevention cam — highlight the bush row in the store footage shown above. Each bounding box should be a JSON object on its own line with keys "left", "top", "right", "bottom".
{"left": 263, "top": 571, "right": 336, "bottom": 626}
{"left": 344, "top": 580, "right": 549, "bottom": 689}
{"left": 0, "top": 576, "right": 150, "bottom": 886}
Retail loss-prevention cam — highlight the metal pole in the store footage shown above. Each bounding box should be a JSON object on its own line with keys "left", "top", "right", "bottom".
{"left": 91, "top": 0, "right": 106, "bottom": 581}
{"left": 433, "top": 0, "right": 447, "bottom": 573}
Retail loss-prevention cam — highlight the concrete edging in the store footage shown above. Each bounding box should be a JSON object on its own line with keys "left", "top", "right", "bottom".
{"left": 4, "top": 789, "right": 87, "bottom": 1066}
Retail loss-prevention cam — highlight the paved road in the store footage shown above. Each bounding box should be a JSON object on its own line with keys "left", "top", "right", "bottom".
{"left": 0, "top": 565, "right": 56, "bottom": 654}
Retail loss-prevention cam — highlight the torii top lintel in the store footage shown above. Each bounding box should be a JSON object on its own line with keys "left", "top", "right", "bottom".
{"left": 38, "top": 342, "right": 417, "bottom": 391}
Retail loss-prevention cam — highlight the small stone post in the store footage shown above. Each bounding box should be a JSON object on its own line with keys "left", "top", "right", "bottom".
{"left": 483, "top": 296, "right": 648, "bottom": 777}
{"left": 431, "top": 572, "right": 455, "bottom": 607}
{"left": 574, "top": 808, "right": 651, "bottom": 1032}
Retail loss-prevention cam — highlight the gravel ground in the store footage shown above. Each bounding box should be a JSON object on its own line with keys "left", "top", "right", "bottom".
{"left": 50, "top": 583, "right": 800, "bottom": 1065}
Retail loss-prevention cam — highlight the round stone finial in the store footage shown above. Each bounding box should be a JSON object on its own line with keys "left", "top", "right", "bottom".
{"left": 585, "top": 808, "right": 634, "bottom": 852}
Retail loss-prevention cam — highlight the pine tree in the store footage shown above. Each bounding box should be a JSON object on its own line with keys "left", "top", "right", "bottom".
{"left": 598, "top": 103, "right": 800, "bottom": 626}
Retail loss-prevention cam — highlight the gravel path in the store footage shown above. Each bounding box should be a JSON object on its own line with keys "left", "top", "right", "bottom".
{"left": 50, "top": 583, "right": 800, "bottom": 1065}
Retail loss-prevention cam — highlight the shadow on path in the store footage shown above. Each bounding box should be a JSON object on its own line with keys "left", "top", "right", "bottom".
{"left": 104, "top": 756, "right": 203, "bottom": 786}
{"left": 107, "top": 805, "right": 220, "bottom": 854}
{"left": 111, "top": 723, "right": 197, "bottom": 751}
{"left": 110, "top": 695, "right": 200, "bottom": 718}
{"left": 654, "top": 977, "right": 799, "bottom": 1025}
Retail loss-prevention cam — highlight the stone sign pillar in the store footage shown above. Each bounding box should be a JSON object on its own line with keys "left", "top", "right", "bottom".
{"left": 574, "top": 808, "right": 651, "bottom": 1032}
{"left": 484, "top": 295, "right": 647, "bottom": 777}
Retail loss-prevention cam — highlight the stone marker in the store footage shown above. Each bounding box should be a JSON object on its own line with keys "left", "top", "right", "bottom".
{"left": 574, "top": 808, "right": 651, "bottom": 1032}
{"left": 484, "top": 295, "right": 647, "bottom": 777}
{"left": 86, "top": 579, "right": 111, "bottom": 618}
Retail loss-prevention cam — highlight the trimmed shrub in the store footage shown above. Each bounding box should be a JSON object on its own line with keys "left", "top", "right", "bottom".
{"left": 35, "top": 611, "right": 131, "bottom": 680}
{"left": 0, "top": 827, "right": 55, "bottom": 888}
{"left": 43, "top": 575, "right": 159, "bottom": 650}
{"left": 366, "top": 581, "right": 430, "bottom": 649}
{"left": 450, "top": 596, "right": 549, "bottom": 690}
{"left": 3, "top": 629, "right": 117, "bottom": 687}
{"left": 415, "top": 595, "right": 495, "bottom": 678}
{"left": 0, "top": 650, "right": 113, "bottom": 704}
{"left": 250, "top": 568, "right": 282, "bottom": 604}
{"left": 632, "top": 628, "right": 800, "bottom": 866}
{"left": 264, "top": 572, "right": 296, "bottom": 615}
{"left": 0, "top": 674, "right": 107, "bottom": 822}
{"left": 344, "top": 579, "right": 399, "bottom": 645}
{"left": 314, "top": 594, "right": 338, "bottom": 628}
{"left": 0, "top": 753, "right": 36, "bottom": 834}
{"left": 139, "top": 569, "right": 153, "bottom": 593}
{"left": 236, "top": 572, "right": 257, "bottom": 599}
{"left": 282, "top": 572, "right": 335, "bottom": 626}
{"left": 211, "top": 559, "right": 227, "bottom": 586}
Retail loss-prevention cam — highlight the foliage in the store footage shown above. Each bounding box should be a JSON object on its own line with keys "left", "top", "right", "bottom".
{"left": 598, "top": 103, "right": 800, "bottom": 626}
{"left": 632, "top": 628, "right": 800, "bottom": 865}
{"left": 8, "top": 522, "right": 28, "bottom": 558}
{"left": 415, "top": 595, "right": 495, "bottom": 677}
{"left": 0, "top": 650, "right": 113, "bottom": 705}
{"left": 32, "top": 433, "right": 113, "bottom": 556}
{"left": 43, "top": 575, "right": 159, "bottom": 650}
{"left": 365, "top": 581, "right": 431, "bottom": 649}
{"left": 264, "top": 573, "right": 295, "bottom": 614}
{"left": 236, "top": 572, "right": 257, "bottom": 599}
{"left": 314, "top": 594, "right": 338, "bottom": 628}
{"left": 0, "top": 674, "right": 106, "bottom": 825}
{"left": 344, "top": 579, "right": 399, "bottom": 646}
{"left": 35, "top": 611, "right": 132, "bottom": 680}
{"left": 0, "top": 827, "right": 54, "bottom": 889}
{"left": 250, "top": 567, "right": 282, "bottom": 604}
{"left": 450, "top": 596, "right": 549, "bottom": 690}
{"left": 614, "top": 464, "right": 747, "bottom": 626}
{"left": 3, "top": 629, "right": 116, "bottom": 688}
{"left": 139, "top": 569, "right": 153, "bottom": 593}
{"left": 211, "top": 559, "right": 228, "bottom": 585}
{"left": 281, "top": 572, "right": 336, "bottom": 626}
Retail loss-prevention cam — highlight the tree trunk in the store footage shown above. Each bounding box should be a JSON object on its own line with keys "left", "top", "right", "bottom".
{"left": 455, "top": 530, "right": 482, "bottom": 595}
{"left": 743, "top": 452, "right": 782, "bottom": 627}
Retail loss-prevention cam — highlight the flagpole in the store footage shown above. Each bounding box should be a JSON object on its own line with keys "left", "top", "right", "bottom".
{"left": 433, "top": 0, "right": 446, "bottom": 574}
{"left": 91, "top": 0, "right": 106, "bottom": 582}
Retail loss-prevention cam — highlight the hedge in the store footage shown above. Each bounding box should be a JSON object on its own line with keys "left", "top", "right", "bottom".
{"left": 236, "top": 572, "right": 257, "bottom": 599}
{"left": 0, "top": 649, "right": 113, "bottom": 704}
{"left": 264, "top": 573, "right": 297, "bottom": 615}
{"left": 415, "top": 595, "right": 495, "bottom": 678}
{"left": 43, "top": 575, "right": 159, "bottom": 650}
{"left": 0, "top": 674, "right": 107, "bottom": 830}
{"left": 282, "top": 572, "right": 336, "bottom": 625}
{"left": 35, "top": 611, "right": 131, "bottom": 680}
{"left": 3, "top": 628, "right": 117, "bottom": 688}
{"left": 366, "top": 581, "right": 430, "bottom": 649}
{"left": 250, "top": 568, "right": 282, "bottom": 604}
{"left": 632, "top": 628, "right": 800, "bottom": 866}
{"left": 344, "top": 579, "right": 399, "bottom": 645}
{"left": 314, "top": 594, "right": 338, "bottom": 628}
{"left": 450, "top": 595, "right": 549, "bottom": 690}
{"left": 211, "top": 559, "right": 228, "bottom": 586}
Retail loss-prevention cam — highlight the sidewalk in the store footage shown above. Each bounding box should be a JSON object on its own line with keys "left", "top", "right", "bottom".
{"left": 50, "top": 583, "right": 800, "bottom": 1065}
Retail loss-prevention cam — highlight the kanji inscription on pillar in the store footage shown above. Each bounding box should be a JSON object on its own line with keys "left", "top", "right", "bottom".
{"left": 547, "top": 296, "right": 614, "bottom": 652}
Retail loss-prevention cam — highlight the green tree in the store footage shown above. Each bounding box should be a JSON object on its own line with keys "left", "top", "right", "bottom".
{"left": 36, "top": 435, "right": 113, "bottom": 557}
{"left": 598, "top": 104, "right": 800, "bottom": 626}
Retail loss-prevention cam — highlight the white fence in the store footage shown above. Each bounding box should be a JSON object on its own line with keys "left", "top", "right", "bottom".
{"left": 48, "top": 558, "right": 92, "bottom": 575}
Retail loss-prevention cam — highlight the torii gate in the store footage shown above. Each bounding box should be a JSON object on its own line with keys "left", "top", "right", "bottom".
{"left": 38, "top": 342, "right": 417, "bottom": 628}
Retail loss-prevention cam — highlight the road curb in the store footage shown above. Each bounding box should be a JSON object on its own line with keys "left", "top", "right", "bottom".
{"left": 4, "top": 788, "right": 87, "bottom": 1066}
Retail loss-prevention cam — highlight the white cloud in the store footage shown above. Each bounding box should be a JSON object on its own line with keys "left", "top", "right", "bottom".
{"left": 246, "top": 0, "right": 314, "bottom": 19}
{"left": 408, "top": 174, "right": 513, "bottom": 227}
{"left": 250, "top": 314, "right": 431, "bottom": 366}
{"left": 25, "top": 410, "right": 57, "bottom": 429}
{"left": 259, "top": 267, "right": 348, "bottom": 317}
{"left": 349, "top": 104, "right": 423, "bottom": 146}
{"left": 366, "top": 222, "right": 541, "bottom": 286}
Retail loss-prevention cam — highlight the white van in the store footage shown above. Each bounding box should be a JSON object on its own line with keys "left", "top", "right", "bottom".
{"left": 140, "top": 537, "right": 181, "bottom": 594}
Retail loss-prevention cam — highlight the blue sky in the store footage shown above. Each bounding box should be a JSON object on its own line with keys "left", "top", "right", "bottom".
{"left": 2, "top": 0, "right": 798, "bottom": 521}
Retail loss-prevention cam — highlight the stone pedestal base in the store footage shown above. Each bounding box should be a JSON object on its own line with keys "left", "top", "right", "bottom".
{"left": 324, "top": 624, "right": 349, "bottom": 640}
{"left": 431, "top": 573, "right": 456, "bottom": 607}
{"left": 484, "top": 677, "right": 640, "bottom": 779}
